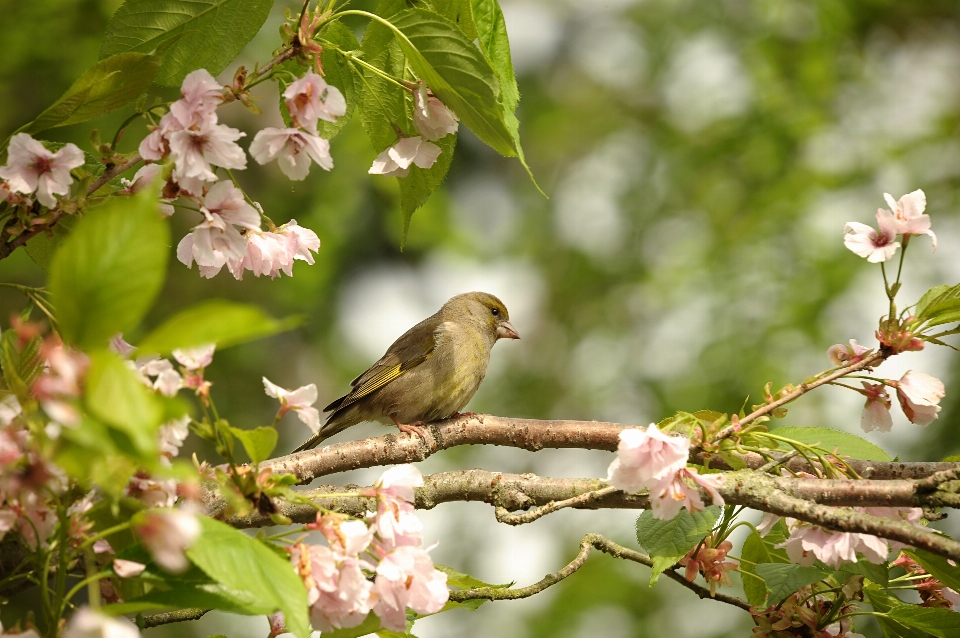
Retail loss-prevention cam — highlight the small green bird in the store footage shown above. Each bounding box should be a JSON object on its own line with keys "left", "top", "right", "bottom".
{"left": 292, "top": 291, "right": 520, "bottom": 452}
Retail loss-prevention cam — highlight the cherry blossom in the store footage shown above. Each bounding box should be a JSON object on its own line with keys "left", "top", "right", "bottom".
{"left": 842, "top": 209, "right": 900, "bottom": 263}
{"left": 227, "top": 220, "right": 320, "bottom": 280}
{"left": 368, "top": 137, "right": 442, "bottom": 177}
{"left": 679, "top": 536, "right": 737, "bottom": 595}
{"left": 134, "top": 508, "right": 201, "bottom": 573}
{"left": 167, "top": 119, "right": 247, "bottom": 195}
{"left": 158, "top": 416, "right": 191, "bottom": 459}
{"left": 177, "top": 181, "right": 260, "bottom": 277}
{"left": 126, "top": 474, "right": 177, "bottom": 508}
{"left": 884, "top": 189, "right": 936, "bottom": 250}
{"left": 606, "top": 426, "right": 689, "bottom": 493}
{"left": 413, "top": 86, "right": 459, "bottom": 141}
{"left": 0, "top": 133, "right": 84, "bottom": 208}
{"left": 778, "top": 521, "right": 888, "bottom": 568}
{"left": 62, "top": 607, "right": 139, "bottom": 638}
{"left": 283, "top": 71, "right": 347, "bottom": 130}
{"left": 374, "top": 545, "right": 449, "bottom": 631}
{"left": 170, "top": 69, "right": 223, "bottom": 128}
{"left": 290, "top": 542, "right": 375, "bottom": 632}
{"left": 859, "top": 382, "right": 893, "bottom": 433}
{"left": 250, "top": 127, "right": 333, "bottom": 180}
{"left": 172, "top": 344, "right": 215, "bottom": 370}
{"left": 282, "top": 220, "right": 321, "bottom": 264}
{"left": 648, "top": 468, "right": 724, "bottom": 520}
{"left": 262, "top": 378, "right": 321, "bottom": 433}
{"left": 137, "top": 358, "right": 183, "bottom": 397}
{"left": 113, "top": 559, "right": 147, "bottom": 578}
{"left": 895, "top": 370, "right": 945, "bottom": 426}
{"left": 827, "top": 339, "right": 870, "bottom": 366}
{"left": 119, "top": 164, "right": 174, "bottom": 216}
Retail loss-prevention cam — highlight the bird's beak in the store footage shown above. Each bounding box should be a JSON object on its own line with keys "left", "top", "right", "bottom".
{"left": 497, "top": 321, "right": 520, "bottom": 340}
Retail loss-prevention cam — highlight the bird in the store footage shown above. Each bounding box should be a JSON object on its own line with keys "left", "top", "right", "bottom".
{"left": 292, "top": 291, "right": 520, "bottom": 452}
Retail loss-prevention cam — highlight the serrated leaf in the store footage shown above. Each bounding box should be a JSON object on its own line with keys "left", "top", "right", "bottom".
{"left": 186, "top": 517, "right": 310, "bottom": 638}
{"left": 85, "top": 351, "right": 163, "bottom": 456}
{"left": 887, "top": 606, "right": 960, "bottom": 638}
{"left": 767, "top": 426, "right": 892, "bottom": 461}
{"left": 907, "top": 549, "right": 960, "bottom": 592}
{"left": 428, "top": 0, "right": 477, "bottom": 39}
{"left": 635, "top": 506, "right": 719, "bottom": 584}
{"left": 755, "top": 563, "right": 830, "bottom": 604}
{"left": 99, "top": 0, "right": 273, "bottom": 86}
{"left": 739, "top": 525, "right": 791, "bottom": 607}
{"left": 20, "top": 52, "right": 162, "bottom": 136}
{"left": 916, "top": 285, "right": 951, "bottom": 318}
{"left": 916, "top": 283, "right": 960, "bottom": 328}
{"left": 137, "top": 299, "right": 299, "bottom": 355}
{"left": 838, "top": 559, "right": 888, "bottom": 586}
{"left": 387, "top": 8, "right": 516, "bottom": 157}
{"left": 315, "top": 22, "right": 362, "bottom": 140}
{"left": 229, "top": 426, "right": 278, "bottom": 465}
{"left": 866, "top": 585, "right": 928, "bottom": 638}
{"left": 49, "top": 189, "right": 168, "bottom": 349}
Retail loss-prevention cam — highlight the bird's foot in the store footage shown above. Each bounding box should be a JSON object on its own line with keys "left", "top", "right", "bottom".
{"left": 390, "top": 415, "right": 428, "bottom": 442}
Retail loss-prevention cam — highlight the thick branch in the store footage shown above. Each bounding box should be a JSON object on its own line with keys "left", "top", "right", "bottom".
{"left": 261, "top": 415, "right": 959, "bottom": 484}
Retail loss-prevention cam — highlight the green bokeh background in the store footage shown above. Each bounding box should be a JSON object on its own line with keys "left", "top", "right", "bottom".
{"left": 2, "top": 0, "right": 960, "bottom": 636}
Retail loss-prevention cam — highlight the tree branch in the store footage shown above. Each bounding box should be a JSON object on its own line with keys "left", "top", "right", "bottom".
{"left": 87, "top": 153, "right": 142, "bottom": 195}
{"left": 140, "top": 607, "right": 208, "bottom": 628}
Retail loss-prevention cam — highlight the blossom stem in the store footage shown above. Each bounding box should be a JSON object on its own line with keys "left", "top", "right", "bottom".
{"left": 79, "top": 522, "right": 132, "bottom": 551}
{"left": 63, "top": 568, "right": 110, "bottom": 609}
{"left": 111, "top": 111, "right": 146, "bottom": 149}
{"left": 334, "top": 48, "right": 411, "bottom": 91}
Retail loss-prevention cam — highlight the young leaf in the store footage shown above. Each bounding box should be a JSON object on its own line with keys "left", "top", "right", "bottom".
{"left": 137, "top": 299, "right": 300, "bottom": 355}
{"left": 435, "top": 564, "right": 512, "bottom": 589}
{"left": 767, "top": 426, "right": 892, "bottom": 461}
{"left": 50, "top": 189, "right": 168, "bottom": 349}
{"left": 635, "top": 506, "right": 719, "bottom": 584}
{"left": 229, "top": 426, "right": 278, "bottom": 465}
{"left": 20, "top": 52, "right": 162, "bottom": 136}
{"left": 865, "top": 585, "right": 928, "bottom": 638}
{"left": 887, "top": 606, "right": 960, "bottom": 638}
{"left": 754, "top": 563, "right": 830, "bottom": 604}
{"left": 85, "top": 351, "right": 164, "bottom": 456}
{"left": 387, "top": 8, "right": 516, "bottom": 157}
{"left": 99, "top": 0, "right": 273, "bottom": 86}
{"left": 187, "top": 517, "right": 310, "bottom": 638}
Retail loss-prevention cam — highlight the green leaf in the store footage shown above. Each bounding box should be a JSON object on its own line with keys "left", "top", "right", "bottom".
{"left": 137, "top": 299, "right": 300, "bottom": 355}
{"left": 754, "top": 563, "right": 830, "bottom": 604}
{"left": 187, "top": 517, "right": 310, "bottom": 638}
{"left": 436, "top": 564, "right": 512, "bottom": 590}
{"left": 85, "top": 351, "right": 163, "bottom": 456}
{"left": 427, "top": 0, "right": 477, "bottom": 39}
{"left": 768, "top": 426, "right": 892, "bottom": 461}
{"left": 635, "top": 506, "right": 719, "bottom": 584}
{"left": 360, "top": 4, "right": 411, "bottom": 152}
{"left": 470, "top": 0, "right": 541, "bottom": 192}
{"left": 399, "top": 133, "right": 456, "bottom": 247}
{"left": 866, "top": 585, "right": 929, "bottom": 638}
{"left": 49, "top": 189, "right": 168, "bottom": 349}
{"left": 316, "top": 22, "right": 362, "bottom": 140}
{"left": 99, "top": 0, "right": 273, "bottom": 86}
{"left": 25, "top": 215, "right": 78, "bottom": 272}
{"left": 19, "top": 52, "right": 161, "bottom": 136}
{"left": 739, "top": 525, "right": 791, "bottom": 607}
{"left": 229, "top": 426, "right": 278, "bottom": 465}
{"left": 321, "top": 613, "right": 381, "bottom": 638}
{"left": 838, "top": 559, "right": 889, "bottom": 587}
{"left": 888, "top": 606, "right": 960, "bottom": 638}
{"left": 916, "top": 285, "right": 951, "bottom": 318}
{"left": 907, "top": 549, "right": 960, "bottom": 592}
{"left": 915, "top": 283, "right": 960, "bottom": 328}
{"left": 103, "top": 583, "right": 268, "bottom": 616}
{"left": 387, "top": 8, "right": 516, "bottom": 157}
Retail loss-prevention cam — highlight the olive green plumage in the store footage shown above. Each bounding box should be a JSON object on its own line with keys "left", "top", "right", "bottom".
{"left": 292, "top": 291, "right": 520, "bottom": 452}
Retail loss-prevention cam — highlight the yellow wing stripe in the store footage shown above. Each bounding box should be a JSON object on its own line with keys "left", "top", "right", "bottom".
{"left": 348, "top": 364, "right": 404, "bottom": 401}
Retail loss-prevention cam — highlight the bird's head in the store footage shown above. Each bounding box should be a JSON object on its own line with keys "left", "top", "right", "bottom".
{"left": 443, "top": 291, "right": 520, "bottom": 342}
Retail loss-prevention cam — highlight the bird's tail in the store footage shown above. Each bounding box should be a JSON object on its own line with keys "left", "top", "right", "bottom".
{"left": 290, "top": 405, "right": 361, "bottom": 452}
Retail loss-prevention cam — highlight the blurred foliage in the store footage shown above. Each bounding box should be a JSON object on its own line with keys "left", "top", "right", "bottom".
{"left": 3, "top": 0, "right": 960, "bottom": 637}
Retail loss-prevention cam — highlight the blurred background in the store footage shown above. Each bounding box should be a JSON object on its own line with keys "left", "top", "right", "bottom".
{"left": 3, "top": 0, "right": 960, "bottom": 636}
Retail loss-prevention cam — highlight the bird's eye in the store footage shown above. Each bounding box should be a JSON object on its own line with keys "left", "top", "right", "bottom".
{"left": 491, "top": 308, "right": 500, "bottom": 316}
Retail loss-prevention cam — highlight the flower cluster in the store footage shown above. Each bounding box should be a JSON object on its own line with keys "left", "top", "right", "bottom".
{"left": 368, "top": 84, "right": 458, "bottom": 177}
{"left": 0, "top": 134, "right": 84, "bottom": 208}
{"left": 751, "top": 581, "right": 866, "bottom": 638}
{"left": 290, "top": 465, "right": 448, "bottom": 632}
{"left": 606, "top": 426, "right": 724, "bottom": 520}
{"left": 890, "top": 553, "right": 960, "bottom": 609}
{"left": 678, "top": 535, "right": 737, "bottom": 595}
{"left": 848, "top": 369, "right": 945, "bottom": 432}
{"left": 250, "top": 71, "right": 344, "bottom": 180}
{"left": 843, "top": 190, "right": 935, "bottom": 263}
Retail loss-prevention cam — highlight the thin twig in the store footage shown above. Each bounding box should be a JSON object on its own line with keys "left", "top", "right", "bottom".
{"left": 914, "top": 466, "right": 960, "bottom": 492}
{"left": 87, "top": 153, "right": 142, "bottom": 195}
{"left": 140, "top": 607, "right": 208, "bottom": 628}
{"left": 495, "top": 486, "right": 620, "bottom": 525}
{"left": 757, "top": 450, "right": 801, "bottom": 474}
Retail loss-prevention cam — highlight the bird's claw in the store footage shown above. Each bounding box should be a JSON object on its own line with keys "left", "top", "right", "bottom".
{"left": 391, "top": 416, "right": 428, "bottom": 442}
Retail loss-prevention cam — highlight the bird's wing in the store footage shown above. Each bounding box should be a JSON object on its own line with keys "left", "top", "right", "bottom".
{"left": 322, "top": 314, "right": 443, "bottom": 414}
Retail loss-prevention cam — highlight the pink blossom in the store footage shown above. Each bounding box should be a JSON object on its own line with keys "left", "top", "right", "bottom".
{"left": 92, "top": 539, "right": 114, "bottom": 554}
{"left": 827, "top": 339, "right": 870, "bottom": 366}
{"left": 283, "top": 71, "right": 347, "bottom": 130}
{"left": 368, "top": 137, "right": 442, "bottom": 177}
{"left": 374, "top": 545, "right": 449, "bottom": 630}
{"left": 109, "top": 334, "right": 137, "bottom": 358}
{"left": 136, "top": 357, "right": 183, "bottom": 397}
{"left": 249, "top": 127, "right": 333, "bottom": 180}
{"left": 648, "top": 468, "right": 724, "bottom": 520}
{"left": 860, "top": 382, "right": 893, "bottom": 433}
{"left": 413, "top": 86, "right": 459, "bottom": 141}
{"left": 139, "top": 124, "right": 170, "bottom": 162}
{"left": 896, "top": 370, "right": 944, "bottom": 426}
{"left": 777, "top": 509, "right": 919, "bottom": 568}
{"left": 262, "top": 378, "right": 321, "bottom": 433}
{"left": 312, "top": 515, "right": 374, "bottom": 556}
{"left": 119, "top": 164, "right": 174, "bottom": 216}
{"left": 177, "top": 181, "right": 260, "bottom": 276}
{"left": 291, "top": 542, "right": 374, "bottom": 633}
{"left": 170, "top": 69, "right": 223, "bottom": 128}
{"left": 843, "top": 209, "right": 900, "bottom": 263}
{"left": 884, "top": 189, "right": 936, "bottom": 250}
{"left": 62, "top": 607, "right": 139, "bottom": 638}
{"left": 126, "top": 474, "right": 177, "bottom": 508}
{"left": 281, "top": 220, "right": 321, "bottom": 264}
{"left": 0, "top": 133, "right": 84, "bottom": 208}
{"left": 158, "top": 415, "right": 191, "bottom": 459}
{"left": 235, "top": 229, "right": 298, "bottom": 279}
{"left": 375, "top": 465, "right": 423, "bottom": 504}
{"left": 167, "top": 119, "right": 246, "bottom": 195}
{"left": 135, "top": 508, "right": 201, "bottom": 573}
{"left": 113, "top": 559, "right": 146, "bottom": 578}
{"left": 606, "top": 426, "right": 689, "bottom": 493}
{"left": 14, "top": 493, "right": 57, "bottom": 549}
{"left": 172, "top": 344, "right": 215, "bottom": 370}
{"left": 0, "top": 394, "right": 21, "bottom": 427}
{"left": 944, "top": 587, "right": 960, "bottom": 609}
